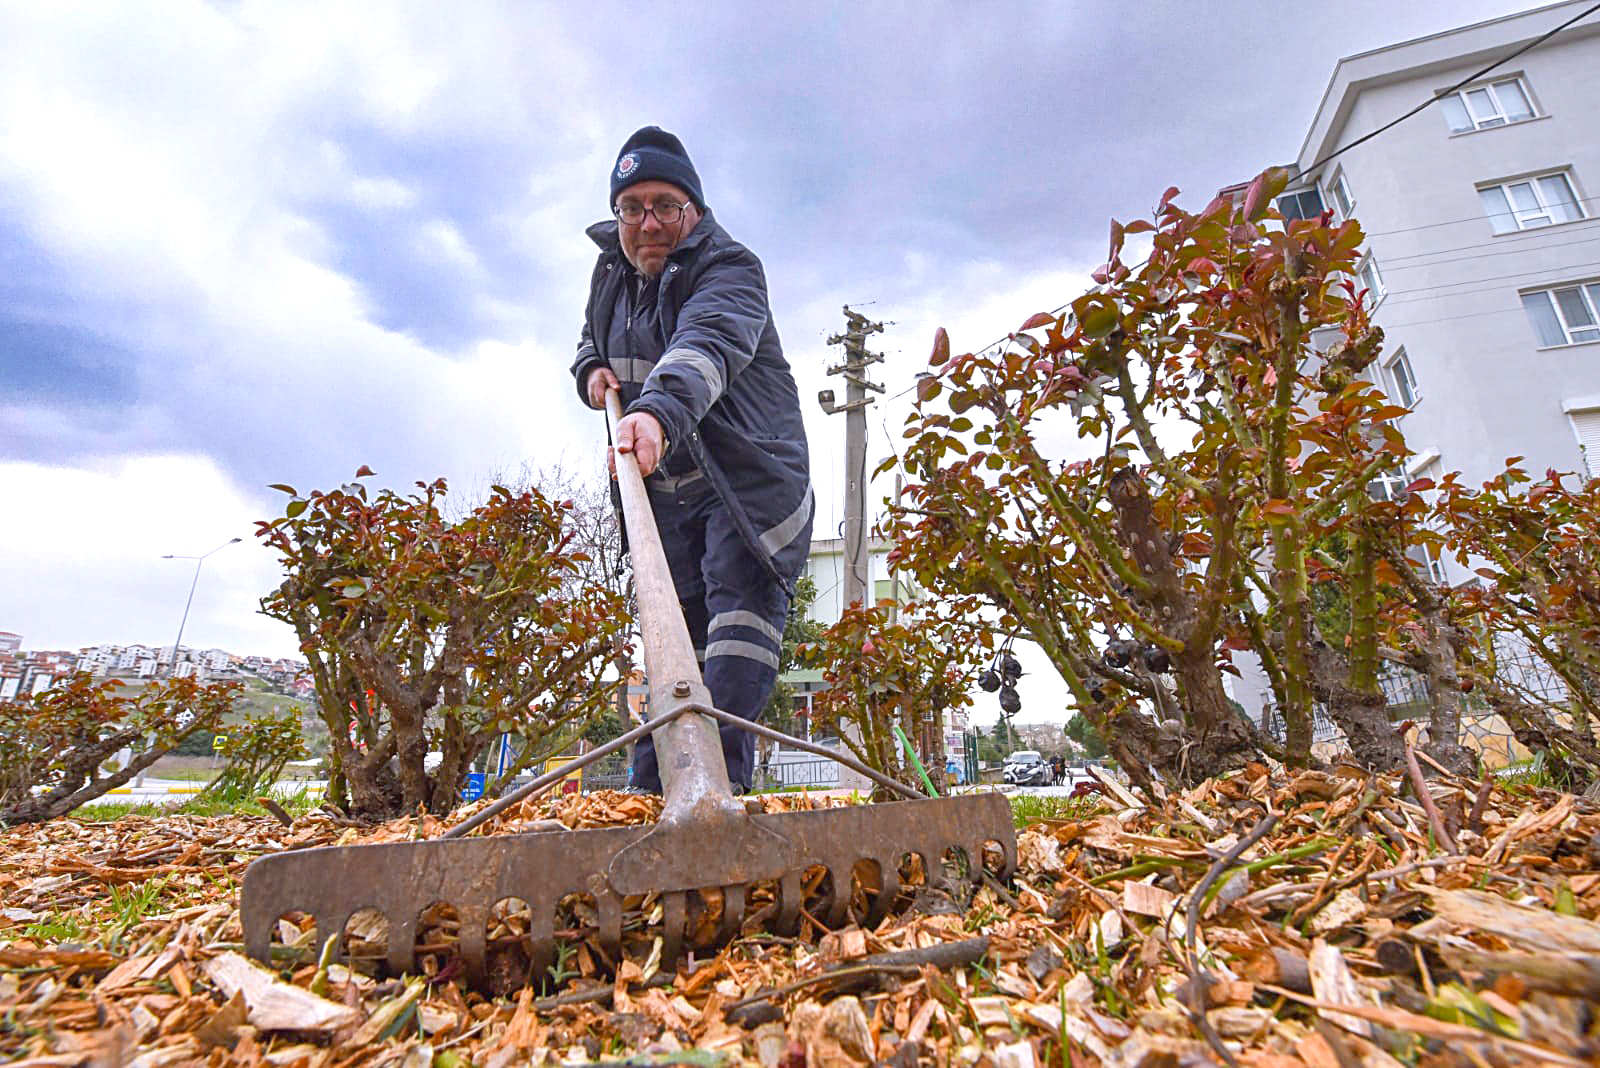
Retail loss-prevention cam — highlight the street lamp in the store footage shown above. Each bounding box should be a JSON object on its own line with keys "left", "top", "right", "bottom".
{"left": 131, "top": 536, "right": 241, "bottom": 789}
{"left": 163, "top": 537, "right": 242, "bottom": 678}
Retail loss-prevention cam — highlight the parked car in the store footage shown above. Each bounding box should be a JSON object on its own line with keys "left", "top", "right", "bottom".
{"left": 1003, "top": 750, "right": 1055, "bottom": 787}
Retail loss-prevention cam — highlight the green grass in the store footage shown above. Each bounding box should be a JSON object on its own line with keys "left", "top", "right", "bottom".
{"left": 74, "top": 784, "right": 324, "bottom": 822}
{"left": 18, "top": 879, "right": 181, "bottom": 952}
{"left": 154, "top": 766, "right": 219, "bottom": 783}
{"left": 21, "top": 914, "right": 89, "bottom": 943}
{"left": 75, "top": 799, "right": 170, "bottom": 820}
{"left": 1009, "top": 793, "right": 1106, "bottom": 827}
{"left": 1496, "top": 751, "right": 1558, "bottom": 791}
{"left": 108, "top": 877, "right": 170, "bottom": 928}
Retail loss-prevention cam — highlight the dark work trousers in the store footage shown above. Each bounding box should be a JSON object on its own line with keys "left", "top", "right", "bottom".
{"left": 630, "top": 475, "right": 791, "bottom": 793}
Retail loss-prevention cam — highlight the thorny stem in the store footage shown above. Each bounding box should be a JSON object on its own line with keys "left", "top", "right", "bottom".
{"left": 1112, "top": 359, "right": 1205, "bottom": 495}
{"left": 986, "top": 392, "right": 1157, "bottom": 599}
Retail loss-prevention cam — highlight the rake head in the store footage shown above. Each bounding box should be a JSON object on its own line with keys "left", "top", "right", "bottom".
{"left": 243, "top": 393, "right": 1020, "bottom": 992}
{"left": 241, "top": 791, "right": 1015, "bottom": 990}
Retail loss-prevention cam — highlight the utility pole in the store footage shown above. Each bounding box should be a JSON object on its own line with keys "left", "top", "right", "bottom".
{"left": 818, "top": 306, "right": 885, "bottom": 614}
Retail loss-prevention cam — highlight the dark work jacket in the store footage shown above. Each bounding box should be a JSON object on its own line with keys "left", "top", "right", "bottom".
{"left": 571, "top": 210, "right": 814, "bottom": 587}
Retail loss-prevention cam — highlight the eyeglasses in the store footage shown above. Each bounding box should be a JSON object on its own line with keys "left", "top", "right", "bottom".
{"left": 613, "top": 200, "right": 688, "bottom": 226}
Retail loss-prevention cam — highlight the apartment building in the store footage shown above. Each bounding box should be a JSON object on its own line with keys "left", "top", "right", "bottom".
{"left": 1276, "top": 1, "right": 1600, "bottom": 515}
{"left": 1226, "top": 2, "right": 1600, "bottom": 725}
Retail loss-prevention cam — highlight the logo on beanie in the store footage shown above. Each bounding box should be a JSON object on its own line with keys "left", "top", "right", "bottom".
{"left": 616, "top": 153, "right": 639, "bottom": 179}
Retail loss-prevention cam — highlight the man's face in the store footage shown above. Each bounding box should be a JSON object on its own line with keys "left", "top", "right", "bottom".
{"left": 615, "top": 180, "right": 702, "bottom": 278}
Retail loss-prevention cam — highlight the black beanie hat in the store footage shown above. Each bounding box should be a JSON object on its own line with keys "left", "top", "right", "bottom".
{"left": 610, "top": 126, "right": 705, "bottom": 211}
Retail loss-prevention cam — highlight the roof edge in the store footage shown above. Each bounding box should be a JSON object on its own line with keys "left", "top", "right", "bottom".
{"left": 1293, "top": 0, "right": 1600, "bottom": 180}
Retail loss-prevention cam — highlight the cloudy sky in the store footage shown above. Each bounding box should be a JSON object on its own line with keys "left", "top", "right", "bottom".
{"left": 1, "top": 0, "right": 1527, "bottom": 720}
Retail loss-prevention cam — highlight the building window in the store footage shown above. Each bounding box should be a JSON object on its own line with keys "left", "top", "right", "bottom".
{"left": 1522, "top": 282, "right": 1600, "bottom": 347}
{"left": 1276, "top": 188, "right": 1325, "bottom": 223}
{"left": 1424, "top": 552, "right": 1450, "bottom": 585}
{"left": 1368, "top": 468, "right": 1408, "bottom": 502}
{"left": 1570, "top": 408, "right": 1600, "bottom": 479}
{"left": 1386, "top": 348, "right": 1419, "bottom": 407}
{"left": 1326, "top": 171, "right": 1355, "bottom": 221}
{"left": 1357, "top": 255, "right": 1386, "bottom": 310}
{"left": 1439, "top": 77, "right": 1536, "bottom": 133}
{"left": 1478, "top": 171, "right": 1585, "bottom": 234}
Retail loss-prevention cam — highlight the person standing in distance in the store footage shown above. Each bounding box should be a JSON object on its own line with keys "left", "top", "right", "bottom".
{"left": 571, "top": 126, "right": 813, "bottom": 794}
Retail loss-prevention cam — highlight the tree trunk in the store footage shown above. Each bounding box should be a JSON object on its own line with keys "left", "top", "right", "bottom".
{"left": 1328, "top": 684, "right": 1403, "bottom": 770}
{"left": 1171, "top": 647, "right": 1259, "bottom": 784}
{"left": 346, "top": 755, "right": 400, "bottom": 817}
{"left": 2, "top": 731, "right": 161, "bottom": 824}
{"left": 1388, "top": 552, "right": 1476, "bottom": 777}
{"left": 1307, "top": 643, "right": 1404, "bottom": 770}
{"left": 1095, "top": 703, "right": 1173, "bottom": 798}
{"left": 1269, "top": 535, "right": 1315, "bottom": 767}
{"left": 1104, "top": 467, "right": 1264, "bottom": 785}
{"left": 1416, "top": 637, "right": 1476, "bottom": 777}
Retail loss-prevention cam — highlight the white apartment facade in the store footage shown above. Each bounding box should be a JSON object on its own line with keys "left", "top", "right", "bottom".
{"left": 1279, "top": 1, "right": 1600, "bottom": 510}
{"left": 1230, "top": 2, "right": 1600, "bottom": 724}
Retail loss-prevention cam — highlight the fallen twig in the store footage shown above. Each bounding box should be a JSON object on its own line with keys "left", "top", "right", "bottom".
{"left": 1404, "top": 744, "right": 1459, "bottom": 854}
{"left": 723, "top": 936, "right": 991, "bottom": 1016}
{"left": 1180, "top": 812, "right": 1279, "bottom": 1068}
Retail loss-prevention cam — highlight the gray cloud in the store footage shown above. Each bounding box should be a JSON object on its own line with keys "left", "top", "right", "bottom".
{"left": 0, "top": 0, "right": 1536, "bottom": 660}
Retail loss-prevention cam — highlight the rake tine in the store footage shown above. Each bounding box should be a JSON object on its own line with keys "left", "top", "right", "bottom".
{"left": 529, "top": 903, "right": 554, "bottom": 986}
{"left": 776, "top": 870, "right": 803, "bottom": 935}
{"left": 597, "top": 892, "right": 623, "bottom": 962}
{"left": 925, "top": 839, "right": 950, "bottom": 888}
{"left": 867, "top": 860, "right": 899, "bottom": 928}
{"left": 387, "top": 912, "right": 416, "bottom": 975}
{"left": 822, "top": 862, "right": 850, "bottom": 927}
{"left": 717, "top": 884, "right": 744, "bottom": 945}
{"left": 328, "top": 910, "right": 353, "bottom": 967}
{"left": 460, "top": 903, "right": 488, "bottom": 988}
{"left": 662, "top": 891, "right": 686, "bottom": 964}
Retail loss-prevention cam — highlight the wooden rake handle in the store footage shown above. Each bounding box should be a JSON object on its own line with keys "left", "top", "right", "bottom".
{"left": 604, "top": 390, "right": 736, "bottom": 809}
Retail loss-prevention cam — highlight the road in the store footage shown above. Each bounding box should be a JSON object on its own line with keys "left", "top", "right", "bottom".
{"left": 96, "top": 772, "right": 1107, "bottom": 804}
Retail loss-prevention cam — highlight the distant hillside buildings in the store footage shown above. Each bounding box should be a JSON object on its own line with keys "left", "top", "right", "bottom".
{"left": 0, "top": 631, "right": 308, "bottom": 700}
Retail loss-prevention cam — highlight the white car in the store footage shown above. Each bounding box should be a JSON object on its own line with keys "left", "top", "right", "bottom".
{"left": 1003, "top": 750, "right": 1055, "bottom": 786}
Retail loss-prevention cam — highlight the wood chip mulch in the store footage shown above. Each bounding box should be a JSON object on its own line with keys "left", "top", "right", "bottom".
{"left": 2, "top": 763, "right": 1598, "bottom": 1067}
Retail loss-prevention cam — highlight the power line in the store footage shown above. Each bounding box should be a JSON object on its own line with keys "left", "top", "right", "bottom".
{"left": 1381, "top": 229, "right": 1599, "bottom": 269}
{"left": 1379, "top": 306, "right": 1522, "bottom": 331}
{"left": 1300, "top": 0, "right": 1600, "bottom": 177}
{"left": 1365, "top": 196, "right": 1600, "bottom": 241}
{"left": 1379, "top": 258, "right": 1600, "bottom": 302}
